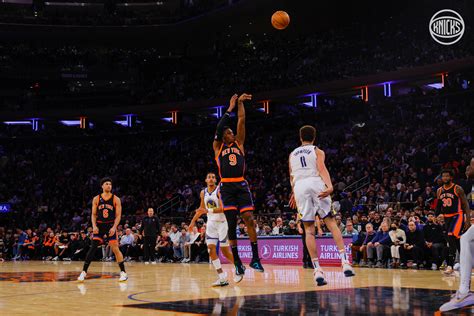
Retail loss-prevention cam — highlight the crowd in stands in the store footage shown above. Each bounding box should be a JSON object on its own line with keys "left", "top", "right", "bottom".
{"left": 1, "top": 16, "right": 473, "bottom": 112}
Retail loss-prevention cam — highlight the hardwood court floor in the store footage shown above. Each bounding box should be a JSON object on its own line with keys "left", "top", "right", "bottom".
{"left": 0, "top": 261, "right": 472, "bottom": 315}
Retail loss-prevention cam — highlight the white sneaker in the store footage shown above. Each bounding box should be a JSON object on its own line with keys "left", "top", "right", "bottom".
{"left": 431, "top": 263, "right": 437, "bottom": 271}
{"left": 145, "top": 261, "right": 150, "bottom": 265}
{"left": 439, "top": 291, "right": 474, "bottom": 312}
{"left": 443, "top": 266, "right": 454, "bottom": 276}
{"left": 52, "top": 256, "right": 59, "bottom": 261}
{"left": 119, "top": 271, "right": 128, "bottom": 282}
{"left": 212, "top": 278, "right": 229, "bottom": 287}
{"left": 313, "top": 268, "right": 327, "bottom": 286}
{"left": 77, "top": 271, "right": 87, "bottom": 282}
{"left": 234, "top": 272, "right": 244, "bottom": 284}
{"left": 453, "top": 263, "right": 460, "bottom": 271}
{"left": 342, "top": 263, "right": 355, "bottom": 277}
{"left": 151, "top": 261, "right": 156, "bottom": 265}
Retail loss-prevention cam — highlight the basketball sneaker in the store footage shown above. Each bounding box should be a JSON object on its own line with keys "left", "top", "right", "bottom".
{"left": 443, "top": 266, "right": 455, "bottom": 276}
{"left": 342, "top": 263, "right": 355, "bottom": 277}
{"left": 119, "top": 271, "right": 128, "bottom": 282}
{"left": 212, "top": 277, "right": 229, "bottom": 287}
{"left": 250, "top": 259, "right": 264, "bottom": 272}
{"left": 313, "top": 268, "right": 327, "bottom": 286}
{"left": 77, "top": 271, "right": 87, "bottom": 282}
{"left": 234, "top": 263, "right": 246, "bottom": 283}
{"left": 439, "top": 291, "right": 474, "bottom": 312}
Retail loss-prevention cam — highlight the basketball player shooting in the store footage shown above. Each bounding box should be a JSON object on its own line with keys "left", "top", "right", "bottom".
{"left": 289, "top": 126, "right": 355, "bottom": 286}
{"left": 213, "top": 93, "right": 264, "bottom": 278}
{"left": 439, "top": 163, "right": 474, "bottom": 312}
{"left": 78, "top": 178, "right": 127, "bottom": 282}
{"left": 189, "top": 172, "right": 243, "bottom": 286}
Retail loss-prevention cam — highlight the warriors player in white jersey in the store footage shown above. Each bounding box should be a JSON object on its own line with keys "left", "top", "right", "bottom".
{"left": 440, "top": 163, "right": 474, "bottom": 312}
{"left": 189, "top": 172, "right": 243, "bottom": 286}
{"left": 289, "top": 125, "right": 355, "bottom": 286}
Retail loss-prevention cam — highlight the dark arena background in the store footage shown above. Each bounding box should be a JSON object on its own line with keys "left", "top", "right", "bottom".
{"left": 0, "top": 0, "right": 473, "bottom": 315}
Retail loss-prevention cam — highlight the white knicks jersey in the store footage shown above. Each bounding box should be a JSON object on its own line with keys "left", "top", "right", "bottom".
{"left": 204, "top": 187, "right": 226, "bottom": 222}
{"left": 289, "top": 144, "right": 320, "bottom": 183}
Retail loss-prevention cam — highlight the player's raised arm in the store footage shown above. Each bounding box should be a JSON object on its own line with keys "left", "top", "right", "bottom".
{"left": 91, "top": 196, "right": 99, "bottom": 234}
{"left": 236, "top": 93, "right": 252, "bottom": 149}
{"left": 316, "top": 148, "right": 334, "bottom": 198}
{"left": 214, "top": 94, "right": 238, "bottom": 155}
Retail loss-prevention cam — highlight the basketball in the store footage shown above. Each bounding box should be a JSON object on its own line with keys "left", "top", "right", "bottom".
{"left": 271, "top": 10, "right": 290, "bottom": 30}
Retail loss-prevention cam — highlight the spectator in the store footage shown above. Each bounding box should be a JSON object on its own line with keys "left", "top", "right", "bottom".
{"left": 169, "top": 224, "right": 182, "bottom": 260}
{"left": 342, "top": 221, "right": 359, "bottom": 242}
{"left": 272, "top": 217, "right": 284, "bottom": 235}
{"left": 156, "top": 231, "right": 173, "bottom": 262}
{"left": 400, "top": 221, "right": 425, "bottom": 269}
{"left": 423, "top": 212, "right": 446, "bottom": 270}
{"left": 283, "top": 220, "right": 298, "bottom": 235}
{"left": 358, "top": 223, "right": 376, "bottom": 267}
{"left": 53, "top": 231, "right": 71, "bottom": 261}
{"left": 367, "top": 222, "right": 391, "bottom": 268}
{"left": 389, "top": 221, "right": 406, "bottom": 268}
{"left": 120, "top": 228, "right": 135, "bottom": 262}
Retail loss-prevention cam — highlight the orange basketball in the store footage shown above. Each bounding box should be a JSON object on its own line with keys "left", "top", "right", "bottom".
{"left": 271, "top": 11, "right": 290, "bottom": 30}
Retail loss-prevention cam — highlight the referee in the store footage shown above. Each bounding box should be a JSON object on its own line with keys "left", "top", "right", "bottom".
{"left": 140, "top": 208, "right": 160, "bottom": 264}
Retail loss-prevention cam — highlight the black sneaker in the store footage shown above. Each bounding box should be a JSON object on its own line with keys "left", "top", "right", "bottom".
{"left": 235, "top": 262, "right": 246, "bottom": 276}
{"left": 250, "top": 259, "right": 264, "bottom": 272}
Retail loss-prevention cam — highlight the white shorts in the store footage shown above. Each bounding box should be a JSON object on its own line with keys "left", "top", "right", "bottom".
{"left": 206, "top": 220, "right": 229, "bottom": 247}
{"left": 294, "top": 177, "right": 333, "bottom": 222}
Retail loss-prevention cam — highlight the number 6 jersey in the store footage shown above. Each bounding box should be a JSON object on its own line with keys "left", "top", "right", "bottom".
{"left": 97, "top": 194, "right": 116, "bottom": 223}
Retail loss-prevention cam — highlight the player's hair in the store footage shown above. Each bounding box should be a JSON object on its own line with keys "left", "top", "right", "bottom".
{"left": 299, "top": 125, "right": 316, "bottom": 142}
{"left": 206, "top": 171, "right": 216, "bottom": 177}
{"left": 440, "top": 169, "right": 454, "bottom": 177}
{"left": 100, "top": 177, "right": 113, "bottom": 186}
{"left": 222, "top": 126, "right": 231, "bottom": 140}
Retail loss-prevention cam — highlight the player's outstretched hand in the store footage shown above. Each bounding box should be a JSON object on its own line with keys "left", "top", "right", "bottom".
{"left": 318, "top": 188, "right": 333, "bottom": 198}
{"left": 228, "top": 94, "right": 238, "bottom": 111}
{"left": 289, "top": 194, "right": 296, "bottom": 209}
{"left": 238, "top": 93, "right": 252, "bottom": 102}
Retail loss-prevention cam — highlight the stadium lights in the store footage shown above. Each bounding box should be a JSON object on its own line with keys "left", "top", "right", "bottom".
{"left": 114, "top": 114, "right": 136, "bottom": 127}
{"left": 60, "top": 120, "right": 81, "bottom": 126}
{"left": 383, "top": 82, "right": 392, "bottom": 97}
{"left": 301, "top": 93, "right": 318, "bottom": 108}
{"left": 3, "top": 121, "right": 32, "bottom": 125}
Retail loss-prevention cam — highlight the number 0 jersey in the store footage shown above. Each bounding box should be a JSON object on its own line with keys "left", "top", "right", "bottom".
{"left": 216, "top": 141, "right": 245, "bottom": 182}
{"left": 97, "top": 194, "right": 116, "bottom": 223}
{"left": 289, "top": 144, "right": 320, "bottom": 183}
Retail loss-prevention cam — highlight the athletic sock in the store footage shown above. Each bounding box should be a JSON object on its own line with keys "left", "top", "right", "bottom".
{"left": 218, "top": 272, "right": 227, "bottom": 280}
{"left": 231, "top": 245, "right": 242, "bottom": 265}
{"left": 118, "top": 261, "right": 126, "bottom": 272}
{"left": 312, "top": 258, "right": 321, "bottom": 270}
{"left": 82, "top": 262, "right": 90, "bottom": 273}
{"left": 339, "top": 249, "right": 349, "bottom": 264}
{"left": 251, "top": 242, "right": 259, "bottom": 260}
{"left": 212, "top": 259, "right": 222, "bottom": 271}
